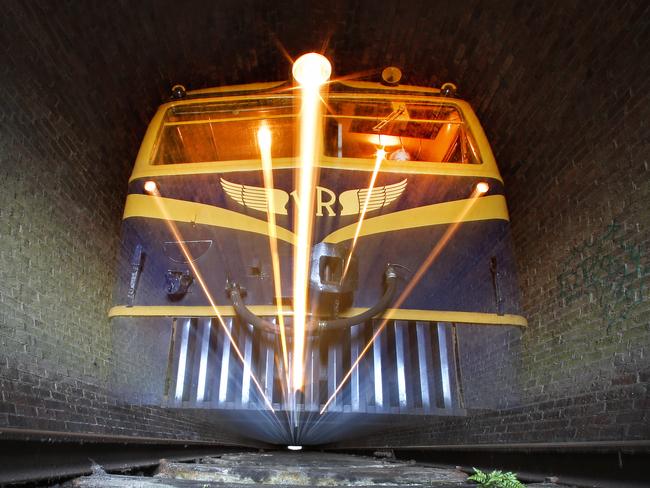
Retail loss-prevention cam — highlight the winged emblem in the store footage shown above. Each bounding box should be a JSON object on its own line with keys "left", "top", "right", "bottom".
{"left": 220, "top": 177, "right": 407, "bottom": 216}
{"left": 338, "top": 179, "right": 407, "bottom": 216}
{"left": 220, "top": 178, "right": 290, "bottom": 215}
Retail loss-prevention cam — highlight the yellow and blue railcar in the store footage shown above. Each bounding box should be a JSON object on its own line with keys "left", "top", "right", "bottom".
{"left": 109, "top": 76, "right": 525, "bottom": 443}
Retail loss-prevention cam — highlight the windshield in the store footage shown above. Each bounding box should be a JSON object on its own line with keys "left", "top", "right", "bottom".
{"left": 152, "top": 97, "right": 481, "bottom": 165}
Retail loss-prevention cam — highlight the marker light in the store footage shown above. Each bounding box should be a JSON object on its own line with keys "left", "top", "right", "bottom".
{"left": 476, "top": 182, "right": 489, "bottom": 194}
{"left": 143, "top": 180, "right": 157, "bottom": 194}
{"left": 292, "top": 53, "right": 332, "bottom": 87}
{"left": 287, "top": 445, "right": 303, "bottom": 451}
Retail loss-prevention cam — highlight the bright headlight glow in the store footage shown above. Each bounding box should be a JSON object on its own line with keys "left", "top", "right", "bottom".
{"left": 287, "top": 445, "right": 303, "bottom": 451}
{"left": 257, "top": 126, "right": 272, "bottom": 151}
{"left": 257, "top": 124, "right": 291, "bottom": 392}
{"left": 143, "top": 180, "right": 157, "bottom": 194}
{"left": 292, "top": 53, "right": 332, "bottom": 87}
{"left": 476, "top": 182, "right": 489, "bottom": 194}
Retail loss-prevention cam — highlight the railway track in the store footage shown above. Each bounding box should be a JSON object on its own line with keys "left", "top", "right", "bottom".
{"left": 69, "top": 451, "right": 561, "bottom": 487}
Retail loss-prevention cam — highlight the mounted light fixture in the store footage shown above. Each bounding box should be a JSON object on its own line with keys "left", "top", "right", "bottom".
{"left": 143, "top": 180, "right": 158, "bottom": 194}
{"left": 292, "top": 53, "right": 331, "bottom": 87}
{"left": 476, "top": 182, "right": 489, "bottom": 194}
{"left": 381, "top": 66, "right": 402, "bottom": 86}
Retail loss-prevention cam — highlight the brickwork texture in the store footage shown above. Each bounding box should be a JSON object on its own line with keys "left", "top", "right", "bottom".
{"left": 0, "top": 0, "right": 648, "bottom": 445}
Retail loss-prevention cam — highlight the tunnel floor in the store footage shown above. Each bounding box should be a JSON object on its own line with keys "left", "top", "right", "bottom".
{"left": 69, "top": 451, "right": 564, "bottom": 487}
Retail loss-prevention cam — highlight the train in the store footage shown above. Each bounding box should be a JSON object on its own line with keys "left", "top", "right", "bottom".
{"left": 110, "top": 58, "right": 525, "bottom": 444}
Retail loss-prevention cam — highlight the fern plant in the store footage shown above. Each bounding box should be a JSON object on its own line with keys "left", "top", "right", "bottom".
{"left": 467, "top": 467, "right": 526, "bottom": 488}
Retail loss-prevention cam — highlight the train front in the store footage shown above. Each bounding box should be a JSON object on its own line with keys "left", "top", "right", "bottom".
{"left": 109, "top": 55, "right": 525, "bottom": 445}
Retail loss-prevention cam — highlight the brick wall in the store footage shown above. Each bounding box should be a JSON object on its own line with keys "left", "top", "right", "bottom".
{"left": 0, "top": 1, "right": 255, "bottom": 443}
{"left": 1, "top": 0, "right": 648, "bottom": 445}
{"left": 333, "top": 0, "right": 650, "bottom": 446}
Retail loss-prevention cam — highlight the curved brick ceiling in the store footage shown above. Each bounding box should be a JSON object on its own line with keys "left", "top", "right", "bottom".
{"left": 4, "top": 0, "right": 648, "bottom": 184}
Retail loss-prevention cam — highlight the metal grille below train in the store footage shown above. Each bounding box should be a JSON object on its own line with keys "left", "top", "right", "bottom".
{"left": 164, "top": 317, "right": 466, "bottom": 416}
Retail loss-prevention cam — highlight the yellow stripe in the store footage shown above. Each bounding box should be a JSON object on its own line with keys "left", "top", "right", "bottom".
{"left": 124, "top": 194, "right": 508, "bottom": 246}
{"left": 129, "top": 157, "right": 503, "bottom": 182}
{"left": 108, "top": 305, "right": 526, "bottom": 327}
{"left": 109, "top": 305, "right": 292, "bottom": 318}
{"left": 123, "top": 194, "right": 296, "bottom": 244}
{"left": 324, "top": 194, "right": 509, "bottom": 244}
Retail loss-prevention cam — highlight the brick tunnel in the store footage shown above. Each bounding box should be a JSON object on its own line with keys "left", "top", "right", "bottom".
{"left": 1, "top": 1, "right": 648, "bottom": 486}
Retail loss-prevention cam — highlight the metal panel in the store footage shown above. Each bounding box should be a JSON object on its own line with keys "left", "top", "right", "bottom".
{"left": 196, "top": 318, "right": 212, "bottom": 402}
{"left": 437, "top": 322, "right": 453, "bottom": 409}
{"left": 372, "top": 321, "right": 383, "bottom": 409}
{"left": 174, "top": 318, "right": 191, "bottom": 402}
{"left": 415, "top": 321, "right": 434, "bottom": 410}
{"left": 261, "top": 325, "right": 275, "bottom": 407}
{"left": 394, "top": 321, "right": 409, "bottom": 408}
{"left": 305, "top": 345, "right": 320, "bottom": 410}
{"left": 327, "top": 335, "right": 343, "bottom": 411}
{"left": 165, "top": 315, "right": 465, "bottom": 417}
{"left": 446, "top": 323, "right": 461, "bottom": 408}
{"left": 240, "top": 322, "right": 254, "bottom": 405}
{"left": 350, "top": 323, "right": 361, "bottom": 411}
{"left": 165, "top": 318, "right": 182, "bottom": 403}
{"left": 218, "top": 318, "right": 233, "bottom": 405}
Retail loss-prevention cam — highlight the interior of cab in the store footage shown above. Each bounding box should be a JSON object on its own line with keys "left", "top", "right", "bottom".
{"left": 152, "top": 97, "right": 481, "bottom": 165}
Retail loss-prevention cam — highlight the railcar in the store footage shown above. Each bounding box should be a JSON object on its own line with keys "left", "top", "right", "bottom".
{"left": 110, "top": 65, "right": 525, "bottom": 444}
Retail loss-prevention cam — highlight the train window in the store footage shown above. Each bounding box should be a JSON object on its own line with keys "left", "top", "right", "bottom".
{"left": 152, "top": 99, "right": 296, "bottom": 164}
{"left": 324, "top": 100, "right": 481, "bottom": 164}
{"left": 151, "top": 97, "right": 481, "bottom": 165}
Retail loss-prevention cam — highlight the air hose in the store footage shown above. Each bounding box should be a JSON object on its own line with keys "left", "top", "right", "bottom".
{"left": 227, "top": 265, "right": 398, "bottom": 334}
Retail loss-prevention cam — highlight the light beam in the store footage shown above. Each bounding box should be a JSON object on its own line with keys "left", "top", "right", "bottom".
{"left": 320, "top": 187, "right": 486, "bottom": 414}
{"left": 292, "top": 53, "right": 331, "bottom": 397}
{"left": 340, "top": 148, "right": 385, "bottom": 283}
{"left": 147, "top": 187, "right": 277, "bottom": 414}
{"left": 257, "top": 125, "right": 291, "bottom": 395}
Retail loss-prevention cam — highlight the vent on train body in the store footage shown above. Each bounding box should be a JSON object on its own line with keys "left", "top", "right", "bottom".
{"left": 164, "top": 316, "right": 465, "bottom": 416}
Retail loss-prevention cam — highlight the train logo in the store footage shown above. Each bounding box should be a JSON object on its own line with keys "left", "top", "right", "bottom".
{"left": 220, "top": 177, "right": 408, "bottom": 216}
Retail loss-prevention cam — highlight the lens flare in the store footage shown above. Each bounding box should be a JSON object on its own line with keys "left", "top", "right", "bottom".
{"left": 340, "top": 148, "right": 385, "bottom": 283}
{"left": 149, "top": 193, "right": 277, "bottom": 415}
{"left": 292, "top": 53, "right": 332, "bottom": 87}
{"left": 291, "top": 54, "right": 331, "bottom": 397}
{"left": 257, "top": 126, "right": 272, "bottom": 150}
{"left": 143, "top": 180, "right": 157, "bottom": 194}
{"left": 476, "top": 181, "right": 489, "bottom": 194}
{"left": 257, "top": 125, "right": 291, "bottom": 393}
{"left": 320, "top": 187, "right": 485, "bottom": 414}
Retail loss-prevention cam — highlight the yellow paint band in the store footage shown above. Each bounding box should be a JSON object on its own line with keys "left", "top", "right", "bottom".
{"left": 124, "top": 194, "right": 508, "bottom": 247}
{"left": 324, "top": 194, "right": 509, "bottom": 244}
{"left": 123, "top": 194, "right": 296, "bottom": 245}
{"left": 108, "top": 305, "right": 526, "bottom": 327}
{"left": 129, "top": 157, "right": 502, "bottom": 182}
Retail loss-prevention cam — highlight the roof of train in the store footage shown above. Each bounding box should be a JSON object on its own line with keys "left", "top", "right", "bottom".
{"left": 183, "top": 80, "right": 444, "bottom": 99}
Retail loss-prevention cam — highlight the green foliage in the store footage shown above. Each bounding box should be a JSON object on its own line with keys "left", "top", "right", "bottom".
{"left": 467, "top": 467, "right": 526, "bottom": 488}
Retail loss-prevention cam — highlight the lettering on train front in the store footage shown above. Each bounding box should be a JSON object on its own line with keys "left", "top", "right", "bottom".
{"left": 220, "top": 178, "right": 408, "bottom": 216}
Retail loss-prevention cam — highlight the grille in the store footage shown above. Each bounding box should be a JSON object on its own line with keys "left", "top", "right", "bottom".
{"left": 166, "top": 316, "right": 465, "bottom": 416}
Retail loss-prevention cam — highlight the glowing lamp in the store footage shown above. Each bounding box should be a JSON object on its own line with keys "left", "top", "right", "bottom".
{"left": 388, "top": 148, "right": 411, "bottom": 161}
{"left": 257, "top": 126, "right": 272, "bottom": 150}
{"left": 287, "top": 445, "right": 303, "bottom": 451}
{"left": 143, "top": 180, "right": 157, "bottom": 194}
{"left": 292, "top": 53, "right": 331, "bottom": 87}
{"left": 476, "top": 182, "right": 489, "bottom": 194}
